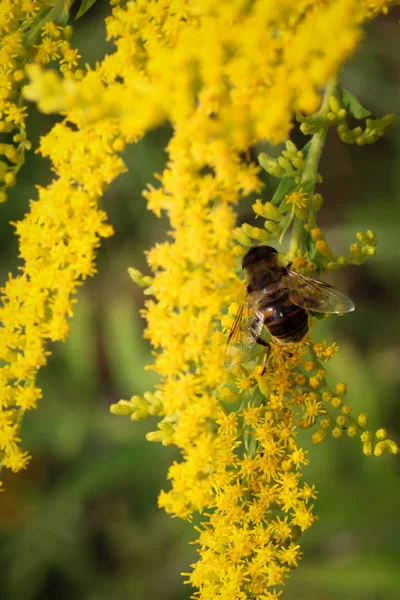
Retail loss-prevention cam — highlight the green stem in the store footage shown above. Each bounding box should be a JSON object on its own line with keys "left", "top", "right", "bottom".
{"left": 289, "top": 77, "right": 338, "bottom": 254}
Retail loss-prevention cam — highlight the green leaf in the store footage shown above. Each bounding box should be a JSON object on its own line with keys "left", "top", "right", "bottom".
{"left": 340, "top": 88, "right": 371, "bottom": 120}
{"left": 75, "top": 0, "right": 97, "bottom": 19}
{"left": 271, "top": 177, "right": 296, "bottom": 205}
{"left": 278, "top": 210, "right": 294, "bottom": 244}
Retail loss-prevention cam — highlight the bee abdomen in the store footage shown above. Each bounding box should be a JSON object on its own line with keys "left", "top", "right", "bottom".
{"left": 262, "top": 302, "right": 309, "bottom": 344}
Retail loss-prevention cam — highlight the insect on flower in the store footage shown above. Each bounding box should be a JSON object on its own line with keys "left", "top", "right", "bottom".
{"left": 226, "top": 245, "right": 355, "bottom": 366}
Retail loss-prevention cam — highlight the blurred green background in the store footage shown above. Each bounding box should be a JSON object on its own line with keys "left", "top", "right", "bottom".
{"left": 1, "top": 4, "right": 399, "bottom": 599}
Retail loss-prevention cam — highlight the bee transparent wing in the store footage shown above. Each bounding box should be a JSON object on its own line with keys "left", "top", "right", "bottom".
{"left": 225, "top": 301, "right": 264, "bottom": 366}
{"left": 284, "top": 269, "right": 355, "bottom": 314}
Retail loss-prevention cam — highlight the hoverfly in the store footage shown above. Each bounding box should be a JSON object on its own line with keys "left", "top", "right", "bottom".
{"left": 226, "top": 245, "right": 354, "bottom": 365}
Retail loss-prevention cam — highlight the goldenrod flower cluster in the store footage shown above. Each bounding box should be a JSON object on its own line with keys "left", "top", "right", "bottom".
{"left": 0, "top": 1, "right": 81, "bottom": 203}
{"left": 1, "top": 0, "right": 399, "bottom": 596}
{"left": 0, "top": 12, "right": 123, "bottom": 474}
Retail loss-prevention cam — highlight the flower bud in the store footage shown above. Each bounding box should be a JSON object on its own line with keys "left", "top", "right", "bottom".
{"left": 316, "top": 240, "right": 333, "bottom": 258}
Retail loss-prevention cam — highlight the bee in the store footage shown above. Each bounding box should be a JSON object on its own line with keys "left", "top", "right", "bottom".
{"left": 226, "top": 245, "right": 354, "bottom": 365}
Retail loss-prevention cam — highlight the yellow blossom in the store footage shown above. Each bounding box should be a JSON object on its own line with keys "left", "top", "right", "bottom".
{"left": 285, "top": 188, "right": 308, "bottom": 210}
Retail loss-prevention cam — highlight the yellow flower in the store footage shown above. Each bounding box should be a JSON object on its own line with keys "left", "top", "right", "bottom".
{"left": 285, "top": 188, "right": 308, "bottom": 210}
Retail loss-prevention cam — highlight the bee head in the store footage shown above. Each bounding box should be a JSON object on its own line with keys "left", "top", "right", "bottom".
{"left": 242, "top": 245, "right": 278, "bottom": 271}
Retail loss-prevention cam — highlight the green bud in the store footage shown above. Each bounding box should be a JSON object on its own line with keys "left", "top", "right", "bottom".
{"left": 262, "top": 201, "right": 282, "bottom": 221}
{"left": 291, "top": 157, "right": 304, "bottom": 169}
{"left": 110, "top": 400, "right": 135, "bottom": 416}
{"left": 264, "top": 220, "right": 279, "bottom": 233}
{"left": 250, "top": 227, "right": 271, "bottom": 242}
{"left": 233, "top": 228, "right": 252, "bottom": 246}
{"left": 312, "top": 193, "right": 323, "bottom": 211}
{"left": 258, "top": 153, "right": 285, "bottom": 177}
{"left": 146, "top": 422, "right": 175, "bottom": 445}
{"left": 329, "top": 95, "right": 341, "bottom": 113}
{"left": 128, "top": 268, "right": 147, "bottom": 288}
{"left": 285, "top": 140, "right": 297, "bottom": 155}
{"left": 361, "top": 246, "right": 376, "bottom": 256}
{"left": 278, "top": 156, "right": 293, "bottom": 172}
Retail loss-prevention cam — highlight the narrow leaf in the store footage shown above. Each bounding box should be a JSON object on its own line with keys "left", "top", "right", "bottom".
{"left": 75, "top": 0, "right": 97, "bottom": 19}
{"left": 271, "top": 177, "right": 296, "bottom": 205}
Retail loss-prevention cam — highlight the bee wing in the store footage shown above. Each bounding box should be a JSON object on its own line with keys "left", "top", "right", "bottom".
{"left": 284, "top": 269, "right": 355, "bottom": 314}
{"left": 225, "top": 301, "right": 264, "bottom": 366}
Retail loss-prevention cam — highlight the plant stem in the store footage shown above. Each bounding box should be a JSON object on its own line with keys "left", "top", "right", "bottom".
{"left": 289, "top": 76, "right": 338, "bottom": 254}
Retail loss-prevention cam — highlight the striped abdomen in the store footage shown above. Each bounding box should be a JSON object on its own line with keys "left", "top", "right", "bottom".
{"left": 260, "top": 291, "right": 309, "bottom": 343}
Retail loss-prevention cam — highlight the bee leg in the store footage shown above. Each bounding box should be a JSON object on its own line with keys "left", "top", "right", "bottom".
{"left": 248, "top": 327, "right": 271, "bottom": 375}
{"left": 260, "top": 343, "right": 271, "bottom": 376}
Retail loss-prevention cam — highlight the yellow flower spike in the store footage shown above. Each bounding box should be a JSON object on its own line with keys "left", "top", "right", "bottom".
{"left": 312, "top": 429, "right": 328, "bottom": 444}
{"left": 341, "top": 404, "right": 352, "bottom": 415}
{"left": 361, "top": 431, "right": 373, "bottom": 456}
{"left": 374, "top": 440, "right": 399, "bottom": 456}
